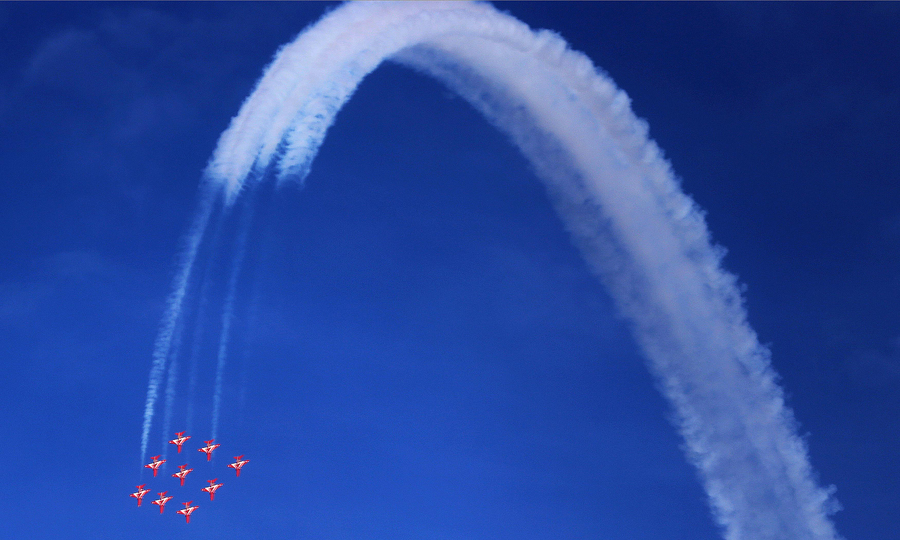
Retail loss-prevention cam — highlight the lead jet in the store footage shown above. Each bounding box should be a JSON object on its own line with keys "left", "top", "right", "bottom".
{"left": 175, "top": 501, "right": 198, "bottom": 523}
{"left": 168, "top": 431, "right": 191, "bottom": 453}
{"left": 201, "top": 478, "right": 223, "bottom": 501}
{"left": 144, "top": 455, "right": 166, "bottom": 477}
{"left": 130, "top": 484, "right": 150, "bottom": 506}
{"left": 151, "top": 491, "right": 173, "bottom": 514}
{"left": 173, "top": 464, "right": 193, "bottom": 486}
{"left": 227, "top": 455, "right": 249, "bottom": 477}
{"left": 198, "top": 439, "right": 220, "bottom": 461}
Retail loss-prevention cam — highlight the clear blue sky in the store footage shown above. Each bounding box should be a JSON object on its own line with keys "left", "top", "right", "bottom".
{"left": 0, "top": 2, "right": 897, "bottom": 539}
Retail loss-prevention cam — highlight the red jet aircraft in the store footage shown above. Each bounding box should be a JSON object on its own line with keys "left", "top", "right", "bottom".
{"left": 173, "top": 464, "right": 193, "bottom": 486}
{"left": 201, "top": 478, "right": 223, "bottom": 501}
{"left": 168, "top": 431, "right": 191, "bottom": 453}
{"left": 227, "top": 455, "right": 250, "bottom": 477}
{"left": 144, "top": 455, "right": 166, "bottom": 477}
{"left": 151, "top": 491, "right": 173, "bottom": 514}
{"left": 198, "top": 439, "right": 220, "bottom": 461}
{"left": 130, "top": 485, "right": 150, "bottom": 506}
{"left": 176, "top": 501, "right": 198, "bottom": 523}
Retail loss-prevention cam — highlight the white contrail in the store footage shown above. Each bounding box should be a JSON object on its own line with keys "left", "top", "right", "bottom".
{"left": 201, "top": 3, "right": 842, "bottom": 539}
{"left": 183, "top": 208, "right": 229, "bottom": 437}
{"left": 140, "top": 183, "right": 219, "bottom": 466}
{"left": 210, "top": 193, "right": 256, "bottom": 441}
{"left": 236, "top": 275, "right": 264, "bottom": 432}
{"left": 160, "top": 326, "right": 182, "bottom": 462}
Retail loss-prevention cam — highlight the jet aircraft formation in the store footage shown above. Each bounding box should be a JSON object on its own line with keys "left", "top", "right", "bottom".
{"left": 130, "top": 432, "right": 250, "bottom": 524}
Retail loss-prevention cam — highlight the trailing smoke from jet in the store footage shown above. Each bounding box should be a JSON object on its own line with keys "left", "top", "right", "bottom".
{"left": 140, "top": 186, "right": 218, "bottom": 466}
{"left": 197, "top": 3, "right": 843, "bottom": 539}
{"left": 211, "top": 194, "right": 256, "bottom": 441}
{"left": 160, "top": 325, "right": 182, "bottom": 461}
{"left": 184, "top": 210, "right": 229, "bottom": 437}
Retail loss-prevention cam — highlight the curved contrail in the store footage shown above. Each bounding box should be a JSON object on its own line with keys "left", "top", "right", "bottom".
{"left": 182, "top": 208, "right": 230, "bottom": 437}
{"left": 200, "top": 2, "right": 841, "bottom": 539}
{"left": 211, "top": 192, "right": 256, "bottom": 441}
{"left": 140, "top": 183, "right": 219, "bottom": 466}
{"left": 160, "top": 323, "right": 182, "bottom": 462}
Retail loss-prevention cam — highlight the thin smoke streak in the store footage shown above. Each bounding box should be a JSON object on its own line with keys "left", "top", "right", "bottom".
{"left": 236, "top": 279, "right": 263, "bottom": 432}
{"left": 160, "top": 325, "right": 183, "bottom": 462}
{"left": 198, "top": 3, "right": 843, "bottom": 539}
{"left": 184, "top": 209, "right": 229, "bottom": 437}
{"left": 236, "top": 181, "right": 276, "bottom": 433}
{"left": 184, "top": 344, "right": 198, "bottom": 436}
{"left": 160, "top": 278, "right": 205, "bottom": 461}
{"left": 210, "top": 192, "right": 256, "bottom": 441}
{"left": 232, "top": 270, "right": 264, "bottom": 434}
{"left": 140, "top": 184, "right": 219, "bottom": 466}
{"left": 162, "top": 209, "right": 226, "bottom": 456}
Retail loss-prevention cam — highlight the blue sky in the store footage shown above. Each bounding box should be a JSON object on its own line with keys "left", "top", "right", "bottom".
{"left": 0, "top": 2, "right": 898, "bottom": 539}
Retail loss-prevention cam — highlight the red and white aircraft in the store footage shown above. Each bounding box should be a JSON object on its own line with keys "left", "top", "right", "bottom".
{"left": 151, "top": 491, "right": 173, "bottom": 514}
{"left": 227, "top": 455, "right": 249, "bottom": 477}
{"left": 175, "top": 501, "right": 198, "bottom": 523}
{"left": 198, "top": 439, "right": 220, "bottom": 461}
{"left": 130, "top": 484, "right": 150, "bottom": 506}
{"left": 173, "top": 464, "right": 193, "bottom": 486}
{"left": 168, "top": 431, "right": 191, "bottom": 453}
{"left": 144, "top": 455, "right": 166, "bottom": 477}
{"left": 201, "top": 478, "right": 223, "bottom": 501}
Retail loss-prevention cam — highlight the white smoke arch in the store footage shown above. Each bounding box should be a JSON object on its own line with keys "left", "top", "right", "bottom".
{"left": 200, "top": 2, "right": 841, "bottom": 539}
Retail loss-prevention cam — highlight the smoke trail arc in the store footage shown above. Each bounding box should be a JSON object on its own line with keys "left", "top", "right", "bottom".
{"left": 202, "top": 3, "right": 841, "bottom": 539}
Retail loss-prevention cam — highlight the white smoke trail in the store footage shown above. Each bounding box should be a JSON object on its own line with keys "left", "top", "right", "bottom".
{"left": 210, "top": 194, "right": 256, "bottom": 441}
{"left": 161, "top": 212, "right": 225, "bottom": 457}
{"left": 202, "top": 3, "right": 842, "bottom": 539}
{"left": 140, "top": 183, "right": 219, "bottom": 466}
{"left": 160, "top": 326, "right": 182, "bottom": 461}
{"left": 183, "top": 209, "right": 229, "bottom": 437}
{"left": 236, "top": 274, "right": 264, "bottom": 431}
{"left": 184, "top": 345, "right": 198, "bottom": 436}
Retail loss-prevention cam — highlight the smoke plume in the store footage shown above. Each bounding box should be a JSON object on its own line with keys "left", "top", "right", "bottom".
{"left": 189, "top": 2, "right": 842, "bottom": 539}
